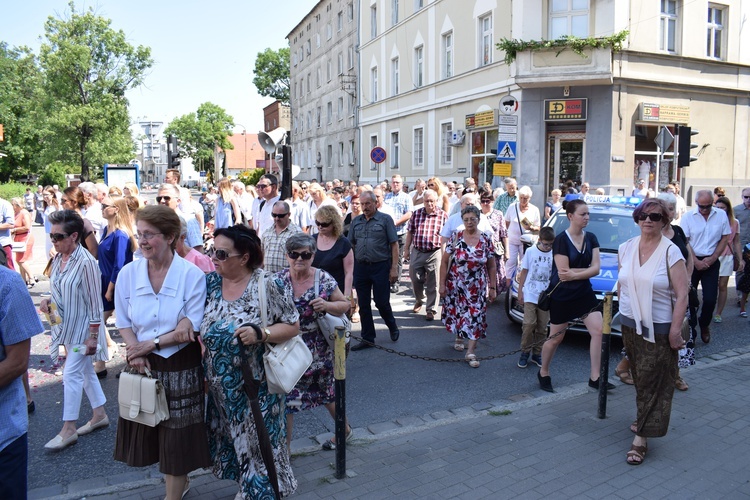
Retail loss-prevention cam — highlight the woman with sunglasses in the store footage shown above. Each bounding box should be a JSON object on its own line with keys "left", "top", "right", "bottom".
{"left": 113, "top": 205, "right": 210, "bottom": 500}
{"left": 616, "top": 198, "right": 688, "bottom": 465}
{"left": 313, "top": 205, "right": 355, "bottom": 320}
{"left": 61, "top": 186, "right": 98, "bottom": 260}
{"left": 39, "top": 210, "right": 109, "bottom": 450}
{"left": 279, "top": 233, "right": 352, "bottom": 450}
{"left": 201, "top": 224, "right": 299, "bottom": 498}
{"left": 479, "top": 188, "right": 509, "bottom": 294}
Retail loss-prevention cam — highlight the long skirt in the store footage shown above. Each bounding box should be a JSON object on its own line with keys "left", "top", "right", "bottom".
{"left": 114, "top": 342, "right": 211, "bottom": 475}
{"left": 622, "top": 324, "right": 677, "bottom": 438}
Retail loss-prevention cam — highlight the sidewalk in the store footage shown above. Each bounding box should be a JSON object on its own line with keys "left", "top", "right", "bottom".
{"left": 31, "top": 345, "right": 750, "bottom": 499}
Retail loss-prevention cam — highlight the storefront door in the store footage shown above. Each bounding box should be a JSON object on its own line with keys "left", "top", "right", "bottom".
{"left": 546, "top": 132, "right": 585, "bottom": 196}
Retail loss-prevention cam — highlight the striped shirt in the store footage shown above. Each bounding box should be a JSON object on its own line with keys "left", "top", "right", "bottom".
{"left": 407, "top": 207, "right": 448, "bottom": 251}
{"left": 262, "top": 223, "right": 302, "bottom": 273}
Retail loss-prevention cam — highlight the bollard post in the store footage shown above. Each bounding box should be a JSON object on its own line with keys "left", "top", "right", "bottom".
{"left": 333, "top": 325, "right": 347, "bottom": 479}
{"left": 597, "top": 292, "right": 614, "bottom": 419}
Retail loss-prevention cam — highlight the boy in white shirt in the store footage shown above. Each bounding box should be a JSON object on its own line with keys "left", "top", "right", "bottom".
{"left": 517, "top": 227, "right": 555, "bottom": 368}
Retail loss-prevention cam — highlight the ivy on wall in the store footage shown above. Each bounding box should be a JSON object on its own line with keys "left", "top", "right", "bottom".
{"left": 496, "top": 30, "right": 629, "bottom": 65}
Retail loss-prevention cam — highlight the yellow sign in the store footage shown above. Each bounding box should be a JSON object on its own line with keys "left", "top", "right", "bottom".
{"left": 493, "top": 162, "right": 512, "bottom": 177}
{"left": 474, "top": 110, "right": 496, "bottom": 128}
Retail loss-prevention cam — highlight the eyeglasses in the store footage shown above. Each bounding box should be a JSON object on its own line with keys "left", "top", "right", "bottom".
{"left": 155, "top": 196, "right": 171, "bottom": 203}
{"left": 697, "top": 204, "right": 713, "bottom": 210}
{"left": 637, "top": 212, "right": 664, "bottom": 222}
{"left": 101, "top": 204, "right": 111, "bottom": 210}
{"left": 50, "top": 233, "right": 69, "bottom": 242}
{"left": 480, "top": 199, "right": 492, "bottom": 204}
{"left": 288, "top": 251, "right": 314, "bottom": 260}
{"left": 462, "top": 217, "right": 479, "bottom": 224}
{"left": 256, "top": 184, "right": 271, "bottom": 189}
{"left": 271, "top": 212, "right": 289, "bottom": 218}
{"left": 743, "top": 196, "right": 750, "bottom": 199}
{"left": 213, "top": 249, "right": 242, "bottom": 261}
{"left": 136, "top": 231, "right": 162, "bottom": 241}
{"left": 315, "top": 220, "right": 331, "bottom": 228}
{"left": 538, "top": 241, "right": 554, "bottom": 248}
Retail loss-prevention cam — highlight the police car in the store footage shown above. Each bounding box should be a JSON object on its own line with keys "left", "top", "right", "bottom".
{"left": 505, "top": 195, "right": 644, "bottom": 335}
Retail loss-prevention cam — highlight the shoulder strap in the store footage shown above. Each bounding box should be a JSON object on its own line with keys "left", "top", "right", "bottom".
{"left": 516, "top": 204, "right": 524, "bottom": 233}
{"left": 257, "top": 273, "right": 268, "bottom": 328}
{"left": 314, "top": 268, "right": 321, "bottom": 297}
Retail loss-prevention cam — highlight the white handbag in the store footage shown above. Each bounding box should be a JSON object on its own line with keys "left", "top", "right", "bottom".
{"left": 258, "top": 274, "right": 312, "bottom": 394}
{"left": 314, "top": 269, "right": 351, "bottom": 349}
{"left": 118, "top": 367, "right": 170, "bottom": 427}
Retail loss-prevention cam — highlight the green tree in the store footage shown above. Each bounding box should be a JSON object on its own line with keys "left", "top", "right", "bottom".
{"left": 38, "top": 1, "right": 153, "bottom": 181}
{"left": 237, "top": 168, "right": 266, "bottom": 186}
{"left": 164, "top": 102, "right": 234, "bottom": 174}
{"left": 253, "top": 47, "right": 290, "bottom": 104}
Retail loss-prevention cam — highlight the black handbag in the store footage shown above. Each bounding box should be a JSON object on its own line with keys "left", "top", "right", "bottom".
{"left": 537, "top": 280, "right": 562, "bottom": 311}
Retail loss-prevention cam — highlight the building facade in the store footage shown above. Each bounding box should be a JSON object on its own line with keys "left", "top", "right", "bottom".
{"left": 263, "top": 101, "right": 291, "bottom": 133}
{"left": 288, "top": 0, "right": 360, "bottom": 182}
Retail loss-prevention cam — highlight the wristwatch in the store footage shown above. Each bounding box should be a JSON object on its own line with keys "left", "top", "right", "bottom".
{"left": 153, "top": 337, "right": 161, "bottom": 351}
{"left": 263, "top": 328, "right": 271, "bottom": 341}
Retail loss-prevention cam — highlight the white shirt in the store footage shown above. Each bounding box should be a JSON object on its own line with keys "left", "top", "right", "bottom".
{"left": 504, "top": 203, "right": 542, "bottom": 245}
{"left": 115, "top": 255, "right": 206, "bottom": 358}
{"left": 519, "top": 245, "right": 554, "bottom": 304}
{"left": 680, "top": 207, "right": 731, "bottom": 257}
{"left": 290, "top": 199, "right": 313, "bottom": 231}
{"left": 309, "top": 198, "right": 340, "bottom": 235}
{"left": 440, "top": 212, "right": 494, "bottom": 239}
{"left": 83, "top": 202, "right": 105, "bottom": 241}
{"left": 252, "top": 195, "right": 280, "bottom": 235}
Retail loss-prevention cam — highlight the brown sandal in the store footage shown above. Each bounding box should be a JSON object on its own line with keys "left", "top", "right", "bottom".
{"left": 675, "top": 377, "right": 689, "bottom": 391}
{"left": 626, "top": 444, "right": 647, "bottom": 465}
{"left": 630, "top": 420, "right": 638, "bottom": 433}
{"left": 615, "top": 366, "right": 634, "bottom": 385}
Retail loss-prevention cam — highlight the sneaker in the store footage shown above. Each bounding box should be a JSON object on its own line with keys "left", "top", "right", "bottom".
{"left": 390, "top": 283, "right": 399, "bottom": 293}
{"left": 713, "top": 315, "right": 722, "bottom": 323}
{"left": 530, "top": 354, "right": 542, "bottom": 367}
{"left": 517, "top": 352, "right": 529, "bottom": 368}
{"left": 741, "top": 311, "right": 747, "bottom": 318}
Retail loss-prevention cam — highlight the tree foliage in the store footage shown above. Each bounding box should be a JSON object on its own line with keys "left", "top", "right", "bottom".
{"left": 253, "top": 47, "right": 290, "bottom": 104}
{"left": 164, "top": 102, "right": 235, "bottom": 174}
{"left": 237, "top": 168, "right": 266, "bottom": 186}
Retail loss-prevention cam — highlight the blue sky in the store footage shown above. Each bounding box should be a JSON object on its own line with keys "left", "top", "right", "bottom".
{"left": 0, "top": 0, "right": 315, "bottom": 133}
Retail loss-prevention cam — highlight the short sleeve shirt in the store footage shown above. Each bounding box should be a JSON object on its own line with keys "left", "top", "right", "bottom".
{"left": 520, "top": 245, "right": 554, "bottom": 303}
{"left": 549, "top": 230, "right": 600, "bottom": 301}
{"left": 348, "top": 211, "right": 398, "bottom": 263}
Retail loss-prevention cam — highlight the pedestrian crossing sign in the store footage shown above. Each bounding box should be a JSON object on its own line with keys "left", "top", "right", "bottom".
{"left": 497, "top": 141, "right": 516, "bottom": 160}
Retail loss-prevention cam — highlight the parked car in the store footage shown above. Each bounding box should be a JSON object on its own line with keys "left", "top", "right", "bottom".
{"left": 505, "top": 195, "right": 643, "bottom": 336}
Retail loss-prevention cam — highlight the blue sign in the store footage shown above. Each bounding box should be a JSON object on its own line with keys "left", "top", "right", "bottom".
{"left": 497, "top": 141, "right": 516, "bottom": 160}
{"left": 370, "top": 146, "right": 387, "bottom": 164}
{"left": 199, "top": 171, "right": 207, "bottom": 177}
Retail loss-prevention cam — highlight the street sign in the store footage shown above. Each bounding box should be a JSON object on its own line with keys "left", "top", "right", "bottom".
{"left": 500, "top": 95, "right": 519, "bottom": 115}
{"left": 497, "top": 141, "right": 517, "bottom": 160}
{"left": 370, "top": 146, "right": 387, "bottom": 164}
{"left": 498, "top": 115, "right": 518, "bottom": 125}
{"left": 497, "top": 134, "right": 517, "bottom": 142}
{"left": 493, "top": 162, "right": 512, "bottom": 177}
{"left": 199, "top": 171, "right": 207, "bottom": 177}
{"left": 654, "top": 126, "right": 674, "bottom": 151}
{"left": 498, "top": 125, "right": 518, "bottom": 134}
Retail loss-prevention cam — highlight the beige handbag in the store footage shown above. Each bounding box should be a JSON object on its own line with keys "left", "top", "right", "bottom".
{"left": 118, "top": 367, "right": 170, "bottom": 427}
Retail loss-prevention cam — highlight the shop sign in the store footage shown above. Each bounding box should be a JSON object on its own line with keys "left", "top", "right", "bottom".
{"left": 544, "top": 98, "right": 587, "bottom": 121}
{"left": 465, "top": 109, "right": 497, "bottom": 129}
{"left": 639, "top": 103, "right": 690, "bottom": 124}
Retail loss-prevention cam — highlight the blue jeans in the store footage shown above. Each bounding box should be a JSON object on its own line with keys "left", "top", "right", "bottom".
{"left": 690, "top": 257, "right": 720, "bottom": 329}
{"left": 354, "top": 260, "right": 399, "bottom": 342}
{"left": 0, "top": 433, "right": 27, "bottom": 499}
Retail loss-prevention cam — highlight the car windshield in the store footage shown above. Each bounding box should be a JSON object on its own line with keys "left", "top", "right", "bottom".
{"left": 547, "top": 208, "right": 640, "bottom": 253}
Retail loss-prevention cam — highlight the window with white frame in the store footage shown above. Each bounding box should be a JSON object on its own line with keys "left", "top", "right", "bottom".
{"left": 391, "top": 57, "right": 400, "bottom": 96}
{"left": 327, "top": 102, "right": 332, "bottom": 124}
{"left": 440, "top": 122, "right": 453, "bottom": 164}
{"left": 414, "top": 45, "right": 424, "bottom": 87}
{"left": 414, "top": 0, "right": 424, "bottom": 12}
{"left": 327, "top": 145, "right": 333, "bottom": 168}
{"left": 306, "top": 111, "right": 311, "bottom": 130}
{"left": 371, "top": 5, "right": 378, "bottom": 39}
{"left": 549, "top": 0, "right": 589, "bottom": 39}
{"left": 442, "top": 31, "right": 453, "bottom": 79}
{"left": 370, "top": 135, "right": 378, "bottom": 170}
{"left": 478, "top": 14, "right": 493, "bottom": 67}
{"left": 660, "top": 0, "right": 678, "bottom": 53}
{"left": 371, "top": 67, "right": 378, "bottom": 102}
{"left": 349, "top": 140, "right": 355, "bottom": 164}
{"left": 326, "top": 23, "right": 332, "bottom": 40}
{"left": 316, "top": 107, "right": 321, "bottom": 128}
{"left": 338, "top": 97, "right": 344, "bottom": 120}
{"left": 392, "top": 0, "right": 399, "bottom": 26}
{"left": 307, "top": 73, "right": 311, "bottom": 93}
{"left": 413, "top": 127, "right": 424, "bottom": 167}
{"left": 316, "top": 68, "right": 321, "bottom": 87}
{"left": 293, "top": 52, "right": 298, "bottom": 66}
{"left": 316, "top": 33, "right": 321, "bottom": 48}
{"left": 707, "top": 4, "right": 725, "bottom": 59}
{"left": 339, "top": 142, "right": 344, "bottom": 166}
{"left": 327, "top": 59, "right": 332, "bottom": 82}
{"left": 348, "top": 2, "right": 354, "bottom": 22}
{"left": 306, "top": 39, "right": 311, "bottom": 55}
{"left": 338, "top": 52, "right": 343, "bottom": 74}
{"left": 348, "top": 46, "right": 354, "bottom": 69}
{"left": 349, "top": 94, "right": 356, "bottom": 116}
{"left": 338, "top": 12, "right": 343, "bottom": 32}
{"left": 390, "top": 131, "right": 400, "bottom": 168}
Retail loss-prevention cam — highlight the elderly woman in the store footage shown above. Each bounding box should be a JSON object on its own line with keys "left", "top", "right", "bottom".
{"left": 10, "top": 197, "right": 35, "bottom": 287}
{"left": 479, "top": 188, "right": 509, "bottom": 294}
{"left": 617, "top": 198, "right": 688, "bottom": 465}
{"left": 504, "top": 186, "right": 541, "bottom": 287}
{"left": 544, "top": 189, "right": 562, "bottom": 222}
{"left": 39, "top": 210, "right": 109, "bottom": 450}
{"left": 113, "top": 205, "right": 210, "bottom": 500}
{"left": 62, "top": 186, "right": 99, "bottom": 259}
{"left": 201, "top": 224, "right": 299, "bottom": 498}
{"left": 439, "top": 205, "right": 497, "bottom": 367}
{"left": 280, "top": 233, "right": 352, "bottom": 451}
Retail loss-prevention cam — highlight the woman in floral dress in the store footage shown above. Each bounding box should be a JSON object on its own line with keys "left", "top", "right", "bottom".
{"left": 200, "top": 224, "right": 300, "bottom": 499}
{"left": 279, "top": 233, "right": 352, "bottom": 451}
{"left": 479, "top": 188, "right": 509, "bottom": 294}
{"left": 439, "top": 205, "right": 498, "bottom": 368}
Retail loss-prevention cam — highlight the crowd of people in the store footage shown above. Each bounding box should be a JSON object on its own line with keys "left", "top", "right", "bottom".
{"left": 0, "top": 171, "right": 748, "bottom": 497}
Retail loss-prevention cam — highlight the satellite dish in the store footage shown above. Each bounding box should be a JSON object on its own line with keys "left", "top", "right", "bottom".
{"left": 257, "top": 127, "right": 287, "bottom": 154}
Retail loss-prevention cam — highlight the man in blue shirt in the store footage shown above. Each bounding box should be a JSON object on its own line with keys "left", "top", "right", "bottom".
{"left": 0, "top": 266, "right": 44, "bottom": 498}
{"left": 384, "top": 175, "right": 413, "bottom": 293}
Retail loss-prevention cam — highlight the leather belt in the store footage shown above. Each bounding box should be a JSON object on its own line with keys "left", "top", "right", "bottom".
{"left": 415, "top": 247, "right": 440, "bottom": 253}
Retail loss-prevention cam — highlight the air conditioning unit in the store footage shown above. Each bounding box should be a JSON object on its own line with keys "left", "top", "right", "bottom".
{"left": 449, "top": 130, "right": 466, "bottom": 147}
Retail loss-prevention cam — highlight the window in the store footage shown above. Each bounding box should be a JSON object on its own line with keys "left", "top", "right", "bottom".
{"left": 316, "top": 107, "right": 321, "bottom": 128}
{"left": 414, "top": 0, "right": 424, "bottom": 12}
{"left": 549, "top": 0, "right": 589, "bottom": 39}
{"left": 299, "top": 47, "right": 304, "bottom": 62}
{"left": 306, "top": 39, "right": 311, "bottom": 55}
{"left": 707, "top": 5, "right": 725, "bottom": 59}
{"left": 391, "top": 57, "right": 400, "bottom": 96}
{"left": 348, "top": 2, "right": 354, "bottom": 22}
{"left": 441, "top": 122, "right": 453, "bottom": 164}
{"left": 348, "top": 46, "right": 354, "bottom": 69}
{"left": 327, "top": 102, "right": 333, "bottom": 124}
{"left": 413, "top": 127, "right": 424, "bottom": 167}
{"left": 660, "top": 0, "right": 678, "bottom": 53}
{"left": 349, "top": 140, "right": 355, "bottom": 165}
{"left": 371, "top": 67, "right": 378, "bottom": 102}
{"left": 390, "top": 131, "right": 400, "bottom": 169}
{"left": 392, "top": 0, "right": 399, "bottom": 26}
{"left": 293, "top": 52, "right": 298, "bottom": 66}
{"left": 478, "top": 14, "right": 493, "bottom": 66}
{"left": 316, "top": 33, "right": 321, "bottom": 48}
{"left": 337, "top": 11, "right": 343, "bottom": 32}
{"left": 307, "top": 73, "right": 311, "bottom": 93}
{"left": 326, "top": 23, "right": 332, "bottom": 40}
{"left": 327, "top": 144, "right": 333, "bottom": 168}
{"left": 349, "top": 94, "right": 356, "bottom": 116}
{"left": 443, "top": 31, "right": 453, "bottom": 79}
{"left": 414, "top": 45, "right": 424, "bottom": 87}
{"left": 327, "top": 59, "right": 332, "bottom": 82}
{"left": 306, "top": 111, "right": 311, "bottom": 130}
{"left": 371, "top": 5, "right": 378, "bottom": 39}
{"left": 316, "top": 68, "right": 321, "bottom": 88}
{"left": 370, "top": 135, "right": 378, "bottom": 171}
{"left": 470, "top": 129, "right": 499, "bottom": 185}
{"left": 338, "top": 52, "right": 343, "bottom": 75}
{"left": 339, "top": 142, "right": 344, "bottom": 166}
{"left": 338, "top": 97, "right": 344, "bottom": 120}
{"left": 293, "top": 81, "right": 297, "bottom": 100}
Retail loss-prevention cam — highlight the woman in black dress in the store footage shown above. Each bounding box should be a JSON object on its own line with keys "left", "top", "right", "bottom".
{"left": 538, "top": 199, "right": 614, "bottom": 392}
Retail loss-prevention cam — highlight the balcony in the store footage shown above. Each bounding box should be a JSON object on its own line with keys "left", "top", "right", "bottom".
{"left": 513, "top": 46, "right": 614, "bottom": 88}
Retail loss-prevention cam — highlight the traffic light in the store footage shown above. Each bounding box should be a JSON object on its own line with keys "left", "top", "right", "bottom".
{"left": 677, "top": 126, "right": 698, "bottom": 167}
{"left": 167, "top": 134, "right": 180, "bottom": 169}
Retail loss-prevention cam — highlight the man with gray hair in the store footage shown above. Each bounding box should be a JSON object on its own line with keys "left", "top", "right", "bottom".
{"left": 441, "top": 193, "right": 494, "bottom": 243}
{"left": 262, "top": 201, "right": 301, "bottom": 273}
{"left": 157, "top": 184, "right": 204, "bottom": 252}
{"left": 680, "top": 189, "right": 730, "bottom": 343}
{"left": 232, "top": 180, "right": 253, "bottom": 223}
{"left": 493, "top": 177, "right": 518, "bottom": 214}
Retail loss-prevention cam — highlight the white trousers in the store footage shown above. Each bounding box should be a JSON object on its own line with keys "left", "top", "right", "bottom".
{"left": 62, "top": 344, "right": 107, "bottom": 421}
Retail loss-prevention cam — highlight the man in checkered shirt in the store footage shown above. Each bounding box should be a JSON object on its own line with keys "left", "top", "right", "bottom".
{"left": 262, "top": 201, "right": 302, "bottom": 273}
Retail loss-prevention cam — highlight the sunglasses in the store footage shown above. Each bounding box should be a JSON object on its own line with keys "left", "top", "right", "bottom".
{"left": 155, "top": 196, "right": 171, "bottom": 203}
{"left": 50, "top": 232, "right": 69, "bottom": 242}
{"left": 256, "top": 184, "right": 271, "bottom": 189}
{"left": 101, "top": 204, "right": 111, "bottom": 210}
{"left": 271, "top": 212, "right": 289, "bottom": 218}
{"left": 288, "top": 251, "right": 314, "bottom": 260}
{"left": 213, "top": 249, "right": 242, "bottom": 261}
{"left": 637, "top": 212, "right": 664, "bottom": 222}
{"left": 697, "top": 204, "right": 713, "bottom": 210}
{"left": 315, "top": 221, "right": 331, "bottom": 228}
{"left": 480, "top": 199, "right": 492, "bottom": 204}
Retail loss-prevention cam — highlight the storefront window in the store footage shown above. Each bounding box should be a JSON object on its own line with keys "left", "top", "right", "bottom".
{"left": 470, "top": 129, "right": 498, "bottom": 184}
{"left": 634, "top": 125, "right": 677, "bottom": 192}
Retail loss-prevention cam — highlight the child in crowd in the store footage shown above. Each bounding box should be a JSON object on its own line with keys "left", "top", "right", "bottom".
{"left": 516, "top": 226, "right": 556, "bottom": 368}
{"left": 738, "top": 243, "right": 750, "bottom": 318}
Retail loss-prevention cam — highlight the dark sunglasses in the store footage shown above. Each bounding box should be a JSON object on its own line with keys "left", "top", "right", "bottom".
{"left": 288, "top": 251, "right": 314, "bottom": 260}
{"left": 271, "top": 212, "right": 289, "bottom": 218}
{"left": 101, "top": 204, "right": 111, "bottom": 210}
{"left": 480, "top": 199, "right": 492, "bottom": 204}
{"left": 315, "top": 220, "right": 331, "bottom": 228}
{"left": 213, "top": 249, "right": 242, "bottom": 261}
{"left": 697, "top": 204, "right": 713, "bottom": 210}
{"left": 50, "top": 232, "right": 69, "bottom": 242}
{"left": 637, "top": 212, "right": 664, "bottom": 222}
{"left": 256, "top": 184, "right": 271, "bottom": 189}
{"left": 155, "top": 196, "right": 171, "bottom": 203}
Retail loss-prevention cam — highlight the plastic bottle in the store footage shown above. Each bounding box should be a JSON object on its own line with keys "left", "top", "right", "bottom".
{"left": 70, "top": 343, "right": 102, "bottom": 356}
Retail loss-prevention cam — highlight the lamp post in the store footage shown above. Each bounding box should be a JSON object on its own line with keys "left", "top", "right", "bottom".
{"left": 235, "top": 123, "right": 247, "bottom": 170}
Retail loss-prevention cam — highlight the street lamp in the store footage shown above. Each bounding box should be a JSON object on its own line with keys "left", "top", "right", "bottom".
{"left": 235, "top": 124, "right": 247, "bottom": 170}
